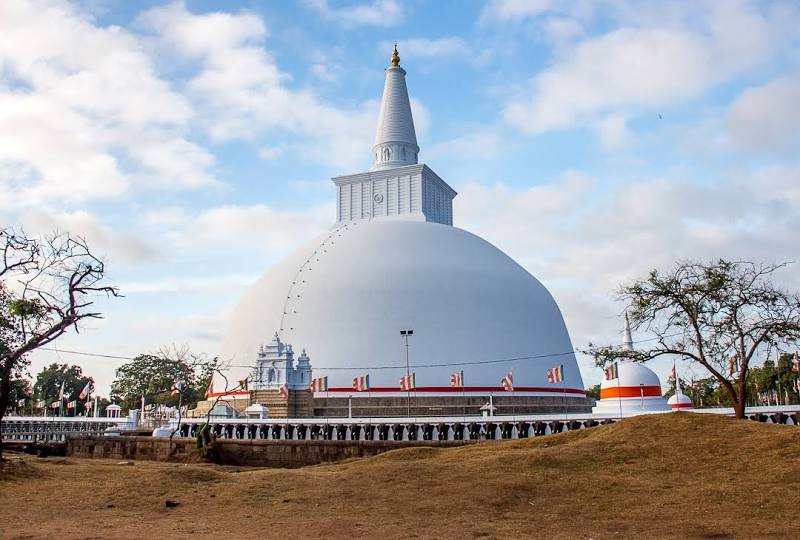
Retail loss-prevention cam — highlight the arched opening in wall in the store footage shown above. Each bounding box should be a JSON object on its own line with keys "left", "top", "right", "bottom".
{"left": 383, "top": 148, "right": 391, "bottom": 161}
{"left": 401, "top": 147, "right": 406, "bottom": 159}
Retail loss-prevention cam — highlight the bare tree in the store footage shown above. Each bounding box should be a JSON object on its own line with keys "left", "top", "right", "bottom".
{"left": 155, "top": 343, "right": 216, "bottom": 453}
{"left": 0, "top": 227, "right": 119, "bottom": 459}
{"left": 196, "top": 362, "right": 247, "bottom": 454}
{"left": 588, "top": 260, "right": 800, "bottom": 418}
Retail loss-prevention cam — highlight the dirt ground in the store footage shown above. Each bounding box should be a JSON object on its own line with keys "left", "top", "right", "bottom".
{"left": 1, "top": 413, "right": 799, "bottom": 539}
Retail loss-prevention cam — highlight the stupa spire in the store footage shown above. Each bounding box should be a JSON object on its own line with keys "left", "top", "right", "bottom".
{"left": 371, "top": 44, "right": 419, "bottom": 171}
{"left": 623, "top": 311, "right": 634, "bottom": 351}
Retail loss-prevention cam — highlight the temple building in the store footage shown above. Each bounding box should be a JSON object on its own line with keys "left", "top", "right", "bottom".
{"left": 668, "top": 366, "right": 693, "bottom": 411}
{"left": 593, "top": 315, "right": 670, "bottom": 415}
{"left": 199, "top": 46, "right": 591, "bottom": 418}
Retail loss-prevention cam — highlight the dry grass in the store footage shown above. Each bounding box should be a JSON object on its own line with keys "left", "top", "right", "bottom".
{"left": 1, "top": 413, "right": 799, "bottom": 539}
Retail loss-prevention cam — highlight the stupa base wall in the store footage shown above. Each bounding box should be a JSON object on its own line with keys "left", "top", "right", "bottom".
{"left": 313, "top": 394, "right": 593, "bottom": 418}
{"left": 249, "top": 389, "right": 313, "bottom": 418}
{"left": 593, "top": 396, "right": 670, "bottom": 415}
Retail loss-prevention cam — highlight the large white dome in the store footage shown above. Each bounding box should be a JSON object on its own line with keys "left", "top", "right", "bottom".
{"left": 219, "top": 219, "right": 584, "bottom": 394}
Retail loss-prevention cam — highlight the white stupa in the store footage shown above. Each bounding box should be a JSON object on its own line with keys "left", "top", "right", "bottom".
{"left": 593, "top": 314, "right": 670, "bottom": 415}
{"left": 216, "top": 46, "right": 585, "bottom": 401}
{"left": 668, "top": 369, "right": 693, "bottom": 410}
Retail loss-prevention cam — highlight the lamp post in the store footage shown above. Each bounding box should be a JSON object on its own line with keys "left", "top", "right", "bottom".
{"left": 639, "top": 383, "right": 644, "bottom": 411}
{"left": 400, "top": 329, "right": 413, "bottom": 417}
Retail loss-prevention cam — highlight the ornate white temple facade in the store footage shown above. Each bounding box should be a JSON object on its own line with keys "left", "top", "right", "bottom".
{"left": 250, "top": 333, "right": 312, "bottom": 391}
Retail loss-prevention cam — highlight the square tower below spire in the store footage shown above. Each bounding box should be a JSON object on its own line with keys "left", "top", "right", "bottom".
{"left": 332, "top": 163, "right": 456, "bottom": 225}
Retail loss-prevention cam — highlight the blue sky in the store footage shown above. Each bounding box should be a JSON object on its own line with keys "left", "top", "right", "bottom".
{"left": 1, "top": 0, "right": 799, "bottom": 393}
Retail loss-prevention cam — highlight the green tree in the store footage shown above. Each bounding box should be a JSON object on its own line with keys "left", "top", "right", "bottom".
{"left": 33, "top": 363, "right": 93, "bottom": 411}
{"left": 775, "top": 352, "right": 800, "bottom": 404}
{"left": 110, "top": 350, "right": 215, "bottom": 412}
{"left": 589, "top": 260, "right": 800, "bottom": 418}
{"left": 4, "top": 377, "right": 32, "bottom": 414}
{"left": 585, "top": 384, "right": 600, "bottom": 400}
{"left": 748, "top": 353, "right": 800, "bottom": 405}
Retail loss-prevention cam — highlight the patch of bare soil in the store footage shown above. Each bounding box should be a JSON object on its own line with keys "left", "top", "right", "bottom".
{"left": 0, "top": 413, "right": 798, "bottom": 539}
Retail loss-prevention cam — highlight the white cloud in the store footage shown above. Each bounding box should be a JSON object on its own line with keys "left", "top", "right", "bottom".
{"left": 257, "top": 146, "right": 283, "bottom": 160}
{"left": 726, "top": 76, "right": 800, "bottom": 155}
{"left": 503, "top": 2, "right": 796, "bottom": 136}
{"left": 138, "top": 1, "right": 384, "bottom": 172}
{"left": 25, "top": 209, "right": 158, "bottom": 264}
{"left": 302, "top": 0, "right": 404, "bottom": 27}
{"left": 0, "top": 0, "right": 219, "bottom": 206}
{"left": 457, "top": 164, "right": 800, "bottom": 370}
{"left": 427, "top": 126, "right": 505, "bottom": 161}
{"left": 119, "top": 274, "right": 257, "bottom": 294}
{"left": 384, "top": 37, "right": 469, "bottom": 59}
{"left": 592, "top": 114, "right": 633, "bottom": 148}
{"left": 149, "top": 202, "right": 335, "bottom": 259}
{"left": 479, "top": 0, "right": 555, "bottom": 24}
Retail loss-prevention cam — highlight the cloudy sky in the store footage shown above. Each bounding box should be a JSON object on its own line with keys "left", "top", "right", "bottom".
{"left": 2, "top": 0, "right": 799, "bottom": 393}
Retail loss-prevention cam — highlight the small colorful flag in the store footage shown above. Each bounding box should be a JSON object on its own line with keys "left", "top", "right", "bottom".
{"left": 57, "top": 381, "right": 65, "bottom": 400}
{"left": 399, "top": 373, "right": 416, "bottom": 391}
{"left": 278, "top": 383, "right": 289, "bottom": 401}
{"left": 79, "top": 381, "right": 92, "bottom": 400}
{"left": 547, "top": 365, "right": 564, "bottom": 384}
{"left": 604, "top": 362, "right": 619, "bottom": 381}
{"left": 50, "top": 401, "right": 60, "bottom": 409}
{"left": 352, "top": 375, "right": 370, "bottom": 392}
{"left": 450, "top": 370, "right": 464, "bottom": 387}
{"left": 310, "top": 376, "right": 328, "bottom": 392}
{"left": 204, "top": 381, "right": 213, "bottom": 398}
{"left": 501, "top": 371, "right": 514, "bottom": 391}
{"left": 170, "top": 381, "right": 184, "bottom": 395}
{"left": 35, "top": 400, "right": 46, "bottom": 409}
{"left": 66, "top": 400, "right": 76, "bottom": 409}
{"left": 792, "top": 352, "right": 799, "bottom": 373}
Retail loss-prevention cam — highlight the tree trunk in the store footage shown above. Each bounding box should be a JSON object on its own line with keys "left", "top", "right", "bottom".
{"left": 732, "top": 396, "right": 746, "bottom": 419}
{"left": 0, "top": 364, "right": 11, "bottom": 460}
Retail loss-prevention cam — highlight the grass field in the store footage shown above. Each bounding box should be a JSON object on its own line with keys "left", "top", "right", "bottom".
{"left": 1, "top": 413, "right": 799, "bottom": 539}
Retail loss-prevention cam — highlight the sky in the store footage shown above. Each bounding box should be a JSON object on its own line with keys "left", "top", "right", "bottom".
{"left": 1, "top": 0, "right": 799, "bottom": 394}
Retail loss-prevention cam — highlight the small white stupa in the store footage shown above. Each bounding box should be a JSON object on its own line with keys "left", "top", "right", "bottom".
{"left": 593, "top": 314, "right": 671, "bottom": 415}
{"left": 667, "top": 364, "right": 693, "bottom": 410}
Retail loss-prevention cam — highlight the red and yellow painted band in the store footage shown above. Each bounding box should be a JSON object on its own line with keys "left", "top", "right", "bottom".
{"left": 207, "top": 390, "right": 250, "bottom": 398}
{"left": 600, "top": 385, "right": 661, "bottom": 399}
{"left": 671, "top": 403, "right": 692, "bottom": 409}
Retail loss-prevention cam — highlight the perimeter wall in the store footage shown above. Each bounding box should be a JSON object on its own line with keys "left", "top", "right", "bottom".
{"left": 66, "top": 435, "right": 474, "bottom": 468}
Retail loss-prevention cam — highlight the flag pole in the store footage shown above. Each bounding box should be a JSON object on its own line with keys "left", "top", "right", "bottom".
{"left": 616, "top": 364, "right": 623, "bottom": 420}
{"left": 461, "top": 372, "right": 466, "bottom": 423}
{"left": 562, "top": 365, "right": 568, "bottom": 423}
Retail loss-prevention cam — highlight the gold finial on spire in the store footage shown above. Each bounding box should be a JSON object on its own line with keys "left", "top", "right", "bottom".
{"left": 391, "top": 42, "right": 400, "bottom": 67}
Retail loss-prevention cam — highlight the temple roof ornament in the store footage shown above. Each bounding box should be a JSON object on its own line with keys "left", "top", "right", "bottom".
{"left": 371, "top": 44, "right": 418, "bottom": 171}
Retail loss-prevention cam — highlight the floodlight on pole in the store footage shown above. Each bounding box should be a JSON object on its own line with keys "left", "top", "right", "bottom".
{"left": 400, "top": 329, "right": 413, "bottom": 417}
